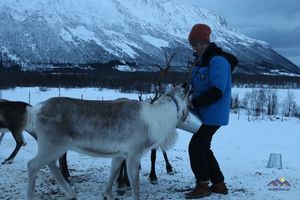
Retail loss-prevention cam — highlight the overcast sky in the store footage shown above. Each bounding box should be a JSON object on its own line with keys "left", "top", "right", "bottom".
{"left": 184, "top": 0, "right": 300, "bottom": 67}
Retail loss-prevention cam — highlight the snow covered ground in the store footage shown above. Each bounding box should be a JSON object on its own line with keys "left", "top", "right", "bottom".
{"left": 0, "top": 87, "right": 299, "bottom": 200}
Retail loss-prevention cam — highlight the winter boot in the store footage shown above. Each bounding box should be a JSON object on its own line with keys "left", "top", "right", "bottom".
{"left": 210, "top": 182, "right": 228, "bottom": 195}
{"left": 185, "top": 181, "right": 211, "bottom": 199}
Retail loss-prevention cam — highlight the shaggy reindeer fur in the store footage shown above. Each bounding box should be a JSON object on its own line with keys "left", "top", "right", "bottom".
{"left": 26, "top": 86, "right": 188, "bottom": 200}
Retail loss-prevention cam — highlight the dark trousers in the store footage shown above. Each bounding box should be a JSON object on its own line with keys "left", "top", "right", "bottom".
{"left": 188, "top": 124, "right": 224, "bottom": 184}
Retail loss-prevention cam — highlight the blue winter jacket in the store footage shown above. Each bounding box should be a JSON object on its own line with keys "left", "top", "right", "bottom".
{"left": 190, "top": 55, "right": 232, "bottom": 126}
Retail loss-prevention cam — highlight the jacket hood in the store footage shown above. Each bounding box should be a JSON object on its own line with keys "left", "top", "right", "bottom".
{"left": 193, "top": 43, "right": 238, "bottom": 72}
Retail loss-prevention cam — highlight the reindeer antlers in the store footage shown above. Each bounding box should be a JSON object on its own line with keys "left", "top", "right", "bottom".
{"left": 150, "top": 51, "right": 177, "bottom": 104}
{"left": 183, "top": 55, "right": 202, "bottom": 95}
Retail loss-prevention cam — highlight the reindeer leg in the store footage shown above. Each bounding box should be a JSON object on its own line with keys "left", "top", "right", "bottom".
{"left": 2, "top": 131, "right": 24, "bottom": 164}
{"left": 27, "top": 132, "right": 70, "bottom": 200}
{"left": 27, "top": 153, "right": 66, "bottom": 200}
{"left": 103, "top": 157, "right": 124, "bottom": 200}
{"left": 149, "top": 149, "right": 158, "bottom": 184}
{"left": 126, "top": 155, "right": 142, "bottom": 200}
{"left": 162, "top": 150, "right": 173, "bottom": 174}
{"left": 27, "top": 131, "right": 37, "bottom": 141}
{"left": 27, "top": 157, "right": 43, "bottom": 200}
{"left": 122, "top": 160, "right": 131, "bottom": 188}
{"left": 0, "top": 132, "right": 5, "bottom": 144}
{"left": 116, "top": 160, "right": 131, "bottom": 190}
{"left": 116, "top": 160, "right": 126, "bottom": 196}
{"left": 48, "top": 161, "right": 76, "bottom": 199}
{"left": 59, "top": 152, "right": 71, "bottom": 182}
{"left": 116, "top": 160, "right": 125, "bottom": 188}
{"left": 21, "top": 132, "right": 27, "bottom": 146}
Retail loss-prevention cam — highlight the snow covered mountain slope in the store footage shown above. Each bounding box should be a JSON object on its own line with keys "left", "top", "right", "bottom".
{"left": 1, "top": 0, "right": 300, "bottom": 75}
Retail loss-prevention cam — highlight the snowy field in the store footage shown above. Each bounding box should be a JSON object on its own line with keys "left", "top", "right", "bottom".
{"left": 0, "top": 87, "right": 299, "bottom": 200}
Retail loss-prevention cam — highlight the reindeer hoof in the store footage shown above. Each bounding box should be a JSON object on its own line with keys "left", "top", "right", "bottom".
{"left": 150, "top": 180, "right": 158, "bottom": 185}
{"left": 2, "top": 159, "right": 13, "bottom": 164}
{"left": 63, "top": 176, "right": 71, "bottom": 183}
{"left": 116, "top": 189, "right": 126, "bottom": 196}
{"left": 117, "top": 184, "right": 131, "bottom": 191}
{"left": 148, "top": 174, "right": 158, "bottom": 184}
{"left": 102, "top": 193, "right": 115, "bottom": 200}
{"left": 149, "top": 176, "right": 158, "bottom": 184}
{"left": 166, "top": 167, "right": 173, "bottom": 174}
{"left": 167, "top": 169, "right": 174, "bottom": 175}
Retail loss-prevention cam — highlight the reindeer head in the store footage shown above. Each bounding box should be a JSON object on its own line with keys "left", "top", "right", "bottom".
{"left": 164, "top": 85, "right": 189, "bottom": 123}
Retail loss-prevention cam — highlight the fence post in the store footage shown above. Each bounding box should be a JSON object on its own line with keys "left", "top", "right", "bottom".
{"left": 28, "top": 91, "right": 31, "bottom": 104}
{"left": 0, "top": 90, "right": 2, "bottom": 99}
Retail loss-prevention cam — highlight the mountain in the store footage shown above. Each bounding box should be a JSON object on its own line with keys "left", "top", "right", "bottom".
{"left": 1, "top": 0, "right": 300, "bottom": 76}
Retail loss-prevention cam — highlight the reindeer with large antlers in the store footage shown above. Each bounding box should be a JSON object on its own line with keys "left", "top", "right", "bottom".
{"left": 145, "top": 51, "right": 178, "bottom": 183}
{"left": 25, "top": 50, "right": 194, "bottom": 200}
{"left": 116, "top": 52, "right": 177, "bottom": 188}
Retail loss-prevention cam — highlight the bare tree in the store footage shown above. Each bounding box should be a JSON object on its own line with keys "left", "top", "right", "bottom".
{"left": 249, "top": 89, "right": 259, "bottom": 118}
{"left": 265, "top": 89, "right": 279, "bottom": 116}
{"left": 257, "top": 89, "right": 267, "bottom": 118}
{"left": 248, "top": 89, "right": 267, "bottom": 119}
{"left": 242, "top": 91, "right": 252, "bottom": 121}
{"left": 281, "top": 90, "right": 297, "bottom": 117}
{"left": 231, "top": 92, "right": 240, "bottom": 113}
{"left": 294, "top": 106, "right": 300, "bottom": 119}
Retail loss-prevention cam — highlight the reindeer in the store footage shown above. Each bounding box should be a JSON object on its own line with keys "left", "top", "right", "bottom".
{"left": 0, "top": 100, "right": 36, "bottom": 164}
{"left": 146, "top": 52, "right": 177, "bottom": 183}
{"left": 0, "top": 99, "right": 71, "bottom": 181}
{"left": 116, "top": 94, "right": 174, "bottom": 189}
{"left": 26, "top": 85, "right": 189, "bottom": 200}
{"left": 116, "top": 52, "right": 200, "bottom": 187}
{"left": 143, "top": 54, "right": 202, "bottom": 184}
{"left": 116, "top": 104, "right": 201, "bottom": 189}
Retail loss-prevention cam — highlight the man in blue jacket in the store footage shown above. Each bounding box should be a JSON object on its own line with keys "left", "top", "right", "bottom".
{"left": 185, "top": 23, "right": 238, "bottom": 199}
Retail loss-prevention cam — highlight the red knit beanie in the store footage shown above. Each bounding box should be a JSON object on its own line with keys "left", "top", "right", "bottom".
{"left": 188, "top": 24, "right": 211, "bottom": 43}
